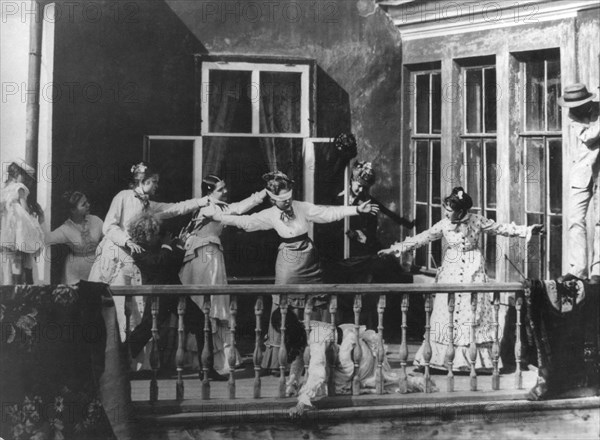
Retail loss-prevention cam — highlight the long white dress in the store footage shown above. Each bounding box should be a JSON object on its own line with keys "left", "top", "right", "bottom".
{"left": 45, "top": 215, "right": 104, "bottom": 284}
{"left": 88, "top": 188, "right": 206, "bottom": 342}
{"left": 0, "top": 182, "right": 45, "bottom": 285}
{"left": 178, "top": 191, "right": 265, "bottom": 374}
{"left": 387, "top": 214, "right": 534, "bottom": 371}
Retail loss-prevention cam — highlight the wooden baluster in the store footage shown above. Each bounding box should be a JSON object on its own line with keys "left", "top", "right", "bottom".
{"left": 278, "top": 294, "right": 288, "bottom": 398}
{"left": 376, "top": 295, "right": 386, "bottom": 395}
{"left": 228, "top": 296, "right": 237, "bottom": 399}
{"left": 124, "top": 296, "right": 132, "bottom": 359}
{"left": 149, "top": 296, "right": 160, "bottom": 403}
{"left": 352, "top": 294, "right": 363, "bottom": 395}
{"left": 445, "top": 293, "right": 455, "bottom": 392}
{"left": 303, "top": 298, "right": 313, "bottom": 374}
{"left": 201, "top": 295, "right": 212, "bottom": 400}
{"left": 492, "top": 291, "right": 501, "bottom": 390}
{"left": 327, "top": 295, "right": 338, "bottom": 396}
{"left": 398, "top": 294, "right": 409, "bottom": 394}
{"left": 422, "top": 293, "right": 433, "bottom": 393}
{"left": 175, "top": 296, "right": 186, "bottom": 401}
{"left": 469, "top": 292, "right": 478, "bottom": 391}
{"left": 515, "top": 291, "right": 524, "bottom": 389}
{"left": 253, "top": 297, "right": 263, "bottom": 399}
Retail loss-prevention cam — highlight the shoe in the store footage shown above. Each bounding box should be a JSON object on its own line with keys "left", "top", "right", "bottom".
{"left": 589, "top": 275, "right": 600, "bottom": 285}
{"left": 557, "top": 273, "right": 578, "bottom": 283}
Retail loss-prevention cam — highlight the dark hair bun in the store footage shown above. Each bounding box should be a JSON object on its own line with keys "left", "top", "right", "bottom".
{"left": 444, "top": 186, "right": 473, "bottom": 211}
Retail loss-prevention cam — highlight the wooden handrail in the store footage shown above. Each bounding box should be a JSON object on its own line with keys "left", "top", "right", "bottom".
{"left": 109, "top": 282, "right": 524, "bottom": 297}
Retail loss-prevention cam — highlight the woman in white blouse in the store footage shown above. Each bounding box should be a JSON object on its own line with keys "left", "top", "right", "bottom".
{"left": 45, "top": 191, "right": 103, "bottom": 284}
{"left": 207, "top": 171, "right": 379, "bottom": 373}
{"left": 88, "top": 162, "right": 210, "bottom": 343}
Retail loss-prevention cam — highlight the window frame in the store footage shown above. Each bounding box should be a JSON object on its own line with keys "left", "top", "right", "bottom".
{"left": 200, "top": 61, "right": 311, "bottom": 138}
{"left": 411, "top": 69, "right": 442, "bottom": 271}
{"left": 517, "top": 51, "right": 563, "bottom": 280}
{"left": 460, "top": 64, "right": 498, "bottom": 277}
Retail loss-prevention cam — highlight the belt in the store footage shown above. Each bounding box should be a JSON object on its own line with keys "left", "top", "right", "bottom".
{"left": 280, "top": 233, "right": 309, "bottom": 244}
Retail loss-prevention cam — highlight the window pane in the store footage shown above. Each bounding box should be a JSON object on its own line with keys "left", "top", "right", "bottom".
{"left": 431, "top": 73, "right": 442, "bottom": 134}
{"left": 484, "top": 68, "right": 497, "bottom": 133}
{"left": 546, "top": 58, "right": 561, "bottom": 132}
{"left": 465, "top": 141, "right": 481, "bottom": 209}
{"left": 525, "top": 138, "right": 544, "bottom": 213}
{"left": 485, "top": 210, "right": 497, "bottom": 279}
{"left": 525, "top": 60, "right": 545, "bottom": 132}
{"left": 260, "top": 72, "right": 301, "bottom": 134}
{"left": 432, "top": 140, "right": 441, "bottom": 205}
{"left": 549, "top": 215, "right": 562, "bottom": 279}
{"left": 466, "top": 69, "right": 483, "bottom": 133}
{"left": 485, "top": 141, "right": 497, "bottom": 209}
{"left": 526, "top": 213, "right": 544, "bottom": 279}
{"left": 416, "top": 141, "right": 429, "bottom": 203}
{"left": 416, "top": 74, "right": 430, "bottom": 133}
{"left": 431, "top": 206, "right": 442, "bottom": 268}
{"left": 208, "top": 70, "right": 252, "bottom": 133}
{"left": 415, "top": 204, "right": 428, "bottom": 267}
{"left": 548, "top": 138, "right": 562, "bottom": 214}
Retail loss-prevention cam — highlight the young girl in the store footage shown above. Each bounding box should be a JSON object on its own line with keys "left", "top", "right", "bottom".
{"left": 0, "top": 160, "right": 45, "bottom": 285}
{"left": 179, "top": 175, "right": 267, "bottom": 376}
{"left": 88, "top": 162, "right": 211, "bottom": 342}
{"left": 379, "top": 187, "right": 544, "bottom": 372}
{"left": 45, "top": 191, "right": 103, "bottom": 284}
{"left": 207, "top": 171, "right": 379, "bottom": 372}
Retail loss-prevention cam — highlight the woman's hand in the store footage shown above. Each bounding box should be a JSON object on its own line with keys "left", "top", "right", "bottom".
{"left": 288, "top": 402, "right": 307, "bottom": 419}
{"left": 357, "top": 200, "right": 380, "bottom": 216}
{"left": 531, "top": 224, "right": 545, "bottom": 235}
{"left": 126, "top": 240, "right": 144, "bottom": 254}
{"left": 377, "top": 247, "right": 396, "bottom": 257}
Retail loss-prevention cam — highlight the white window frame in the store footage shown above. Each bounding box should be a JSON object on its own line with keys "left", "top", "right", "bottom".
{"left": 461, "top": 64, "right": 498, "bottom": 277}
{"left": 518, "top": 53, "right": 563, "bottom": 279}
{"left": 201, "top": 61, "right": 310, "bottom": 138}
{"left": 412, "top": 70, "right": 442, "bottom": 271}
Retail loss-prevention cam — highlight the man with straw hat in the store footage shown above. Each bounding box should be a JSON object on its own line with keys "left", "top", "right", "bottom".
{"left": 558, "top": 83, "right": 600, "bottom": 284}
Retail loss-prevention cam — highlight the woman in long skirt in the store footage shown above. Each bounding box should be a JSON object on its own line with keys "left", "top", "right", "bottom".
{"left": 379, "top": 187, "right": 544, "bottom": 371}
{"left": 88, "top": 162, "right": 209, "bottom": 347}
{"left": 179, "top": 175, "right": 267, "bottom": 376}
{"left": 207, "top": 171, "right": 379, "bottom": 373}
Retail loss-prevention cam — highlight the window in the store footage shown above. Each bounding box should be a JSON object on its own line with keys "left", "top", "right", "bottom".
{"left": 519, "top": 51, "right": 562, "bottom": 279}
{"left": 184, "top": 60, "right": 314, "bottom": 277}
{"left": 461, "top": 65, "right": 498, "bottom": 278}
{"left": 201, "top": 61, "right": 310, "bottom": 137}
{"left": 412, "top": 71, "right": 442, "bottom": 270}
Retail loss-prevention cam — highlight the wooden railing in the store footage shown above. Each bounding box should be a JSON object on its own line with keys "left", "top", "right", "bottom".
{"left": 111, "top": 282, "right": 526, "bottom": 403}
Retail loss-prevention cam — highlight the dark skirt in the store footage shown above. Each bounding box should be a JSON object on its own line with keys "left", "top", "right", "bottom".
{"left": 263, "top": 237, "right": 325, "bottom": 371}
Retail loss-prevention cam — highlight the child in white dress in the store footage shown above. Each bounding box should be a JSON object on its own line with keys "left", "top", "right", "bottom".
{"left": 1, "top": 160, "right": 45, "bottom": 285}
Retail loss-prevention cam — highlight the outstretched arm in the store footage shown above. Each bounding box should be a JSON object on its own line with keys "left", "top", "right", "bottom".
{"left": 214, "top": 208, "right": 274, "bottom": 232}
{"left": 378, "top": 220, "right": 445, "bottom": 257}
{"left": 370, "top": 196, "right": 414, "bottom": 229}
{"left": 479, "top": 215, "right": 543, "bottom": 241}
{"left": 152, "top": 196, "right": 210, "bottom": 220}
{"left": 224, "top": 189, "right": 267, "bottom": 215}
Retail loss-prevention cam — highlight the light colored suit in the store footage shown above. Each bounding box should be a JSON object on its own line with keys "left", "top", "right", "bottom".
{"left": 567, "top": 103, "right": 600, "bottom": 278}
